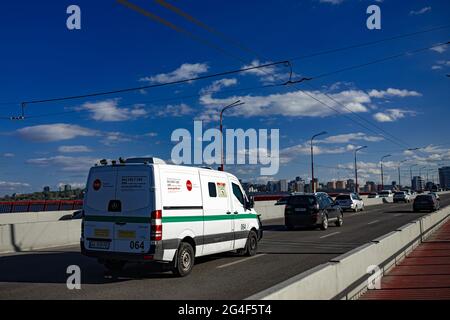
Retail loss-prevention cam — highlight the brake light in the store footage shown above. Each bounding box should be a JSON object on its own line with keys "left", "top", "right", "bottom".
{"left": 151, "top": 210, "right": 162, "bottom": 241}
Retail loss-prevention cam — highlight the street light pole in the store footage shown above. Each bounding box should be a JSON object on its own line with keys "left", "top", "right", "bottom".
{"left": 354, "top": 146, "right": 367, "bottom": 193}
{"left": 310, "top": 131, "right": 327, "bottom": 193}
{"left": 398, "top": 160, "right": 407, "bottom": 188}
{"left": 380, "top": 154, "right": 391, "bottom": 191}
{"left": 219, "top": 100, "right": 244, "bottom": 171}
{"left": 410, "top": 164, "right": 418, "bottom": 189}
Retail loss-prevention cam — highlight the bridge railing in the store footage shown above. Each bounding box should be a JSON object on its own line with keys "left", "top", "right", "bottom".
{"left": 0, "top": 200, "right": 83, "bottom": 214}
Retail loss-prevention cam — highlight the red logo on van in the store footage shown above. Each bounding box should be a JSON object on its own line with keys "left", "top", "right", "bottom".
{"left": 93, "top": 179, "right": 101, "bottom": 191}
{"left": 186, "top": 180, "right": 192, "bottom": 191}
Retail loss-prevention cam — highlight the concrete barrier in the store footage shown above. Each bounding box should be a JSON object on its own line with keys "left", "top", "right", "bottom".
{"left": 0, "top": 219, "right": 81, "bottom": 253}
{"left": 247, "top": 204, "right": 450, "bottom": 300}
{"left": 0, "top": 210, "right": 77, "bottom": 225}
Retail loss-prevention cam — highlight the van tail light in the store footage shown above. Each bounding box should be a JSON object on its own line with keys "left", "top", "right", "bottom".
{"left": 151, "top": 210, "right": 162, "bottom": 241}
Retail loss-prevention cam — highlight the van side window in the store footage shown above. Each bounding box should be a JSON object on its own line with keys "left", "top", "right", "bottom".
{"left": 232, "top": 183, "right": 244, "bottom": 205}
{"left": 208, "top": 182, "right": 217, "bottom": 197}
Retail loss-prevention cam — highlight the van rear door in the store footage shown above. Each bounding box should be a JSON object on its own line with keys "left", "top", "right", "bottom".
{"left": 83, "top": 166, "right": 118, "bottom": 252}
{"left": 113, "top": 165, "right": 154, "bottom": 254}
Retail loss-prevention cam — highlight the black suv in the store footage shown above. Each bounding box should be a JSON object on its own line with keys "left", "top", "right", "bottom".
{"left": 284, "top": 192, "right": 343, "bottom": 230}
{"left": 413, "top": 194, "right": 440, "bottom": 212}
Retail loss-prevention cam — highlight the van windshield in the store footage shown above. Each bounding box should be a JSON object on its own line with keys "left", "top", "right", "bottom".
{"left": 288, "top": 196, "right": 316, "bottom": 206}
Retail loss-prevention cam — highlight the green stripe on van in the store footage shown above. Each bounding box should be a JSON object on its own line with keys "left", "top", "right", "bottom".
{"left": 84, "top": 214, "right": 257, "bottom": 223}
{"left": 163, "top": 214, "right": 257, "bottom": 223}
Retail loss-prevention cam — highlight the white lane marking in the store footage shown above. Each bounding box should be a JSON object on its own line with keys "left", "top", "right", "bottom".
{"left": 394, "top": 214, "right": 403, "bottom": 217}
{"left": 319, "top": 231, "right": 340, "bottom": 239}
{"left": 367, "top": 220, "right": 379, "bottom": 225}
{"left": 217, "top": 254, "right": 266, "bottom": 269}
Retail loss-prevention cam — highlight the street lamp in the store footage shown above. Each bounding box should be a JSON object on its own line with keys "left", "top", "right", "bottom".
{"left": 310, "top": 131, "right": 327, "bottom": 193}
{"left": 380, "top": 154, "right": 391, "bottom": 190}
{"left": 354, "top": 146, "right": 367, "bottom": 193}
{"left": 398, "top": 160, "right": 407, "bottom": 188}
{"left": 409, "top": 163, "right": 418, "bottom": 191}
{"left": 219, "top": 100, "right": 245, "bottom": 171}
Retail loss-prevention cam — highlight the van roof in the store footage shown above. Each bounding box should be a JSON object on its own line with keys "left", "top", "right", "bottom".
{"left": 91, "top": 160, "right": 239, "bottom": 179}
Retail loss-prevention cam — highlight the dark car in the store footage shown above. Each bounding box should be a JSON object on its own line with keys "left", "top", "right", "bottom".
{"left": 284, "top": 192, "right": 343, "bottom": 230}
{"left": 413, "top": 194, "right": 440, "bottom": 212}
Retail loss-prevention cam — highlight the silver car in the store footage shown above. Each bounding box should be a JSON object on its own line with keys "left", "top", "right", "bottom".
{"left": 335, "top": 193, "right": 364, "bottom": 212}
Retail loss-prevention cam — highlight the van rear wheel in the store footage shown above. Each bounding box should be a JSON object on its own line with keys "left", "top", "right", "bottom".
{"left": 173, "top": 242, "right": 195, "bottom": 277}
{"left": 238, "top": 230, "right": 258, "bottom": 257}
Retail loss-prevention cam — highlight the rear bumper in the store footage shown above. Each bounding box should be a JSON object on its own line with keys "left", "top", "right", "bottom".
{"left": 285, "top": 215, "right": 320, "bottom": 227}
{"left": 80, "top": 240, "right": 165, "bottom": 262}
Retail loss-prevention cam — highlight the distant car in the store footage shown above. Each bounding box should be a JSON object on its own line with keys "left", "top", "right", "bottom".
{"left": 275, "top": 197, "right": 288, "bottom": 205}
{"left": 284, "top": 192, "right": 343, "bottom": 230}
{"left": 393, "top": 191, "right": 411, "bottom": 203}
{"left": 379, "top": 190, "right": 393, "bottom": 198}
{"left": 413, "top": 194, "right": 440, "bottom": 212}
{"left": 430, "top": 192, "right": 440, "bottom": 201}
{"left": 71, "top": 210, "right": 83, "bottom": 219}
{"left": 335, "top": 193, "right": 364, "bottom": 212}
{"left": 368, "top": 192, "right": 379, "bottom": 198}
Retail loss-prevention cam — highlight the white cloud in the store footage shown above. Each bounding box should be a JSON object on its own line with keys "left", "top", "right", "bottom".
{"left": 58, "top": 145, "right": 92, "bottom": 153}
{"left": 198, "top": 88, "right": 371, "bottom": 122}
{"left": 139, "top": 63, "right": 209, "bottom": 83}
{"left": 373, "top": 109, "right": 416, "bottom": 122}
{"left": 3, "top": 153, "right": 15, "bottom": 158}
{"left": 431, "top": 60, "right": 450, "bottom": 70}
{"left": 319, "top": 0, "right": 344, "bottom": 4}
{"left": 279, "top": 143, "right": 352, "bottom": 164}
{"left": 26, "top": 155, "right": 98, "bottom": 173}
{"left": 319, "top": 132, "right": 384, "bottom": 144}
{"left": 101, "top": 132, "right": 131, "bottom": 146}
{"left": 78, "top": 99, "right": 148, "bottom": 122}
{"left": 368, "top": 88, "right": 422, "bottom": 99}
{"left": 143, "top": 132, "right": 158, "bottom": 137}
{"left": 241, "top": 60, "right": 288, "bottom": 84}
{"left": 409, "top": 7, "right": 431, "bottom": 15}
{"left": 154, "top": 103, "right": 194, "bottom": 117}
{"left": 200, "top": 78, "right": 237, "bottom": 95}
{"left": 430, "top": 44, "right": 448, "bottom": 54}
{"left": 16, "top": 124, "right": 98, "bottom": 142}
{"left": 0, "top": 181, "right": 30, "bottom": 191}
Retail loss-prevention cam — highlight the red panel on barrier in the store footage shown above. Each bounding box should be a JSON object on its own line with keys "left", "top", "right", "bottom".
{"left": 0, "top": 200, "right": 83, "bottom": 213}
{"left": 361, "top": 221, "right": 450, "bottom": 300}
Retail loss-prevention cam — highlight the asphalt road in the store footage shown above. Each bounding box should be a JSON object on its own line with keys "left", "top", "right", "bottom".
{"left": 1, "top": 193, "right": 449, "bottom": 300}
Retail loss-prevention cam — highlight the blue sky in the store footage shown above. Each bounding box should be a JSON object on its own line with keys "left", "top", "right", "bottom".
{"left": 0, "top": 0, "right": 450, "bottom": 195}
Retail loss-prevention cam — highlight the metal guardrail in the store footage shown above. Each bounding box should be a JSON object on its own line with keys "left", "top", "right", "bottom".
{"left": 0, "top": 200, "right": 83, "bottom": 214}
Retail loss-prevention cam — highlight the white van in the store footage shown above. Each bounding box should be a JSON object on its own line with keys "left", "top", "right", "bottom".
{"left": 80, "top": 157, "right": 262, "bottom": 276}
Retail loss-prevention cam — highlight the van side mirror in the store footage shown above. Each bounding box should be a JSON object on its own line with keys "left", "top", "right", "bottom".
{"left": 245, "top": 196, "right": 255, "bottom": 210}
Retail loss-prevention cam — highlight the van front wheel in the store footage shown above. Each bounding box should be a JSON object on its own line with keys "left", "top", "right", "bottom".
{"left": 173, "top": 242, "right": 195, "bottom": 277}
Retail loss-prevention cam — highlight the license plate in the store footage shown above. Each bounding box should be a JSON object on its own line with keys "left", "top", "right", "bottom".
{"left": 89, "top": 240, "right": 110, "bottom": 249}
{"left": 118, "top": 230, "right": 136, "bottom": 239}
{"left": 94, "top": 228, "right": 110, "bottom": 238}
{"left": 295, "top": 208, "right": 306, "bottom": 212}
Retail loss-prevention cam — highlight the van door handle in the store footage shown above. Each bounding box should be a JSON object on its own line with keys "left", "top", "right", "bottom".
{"left": 115, "top": 222, "right": 126, "bottom": 225}
{"left": 233, "top": 211, "right": 238, "bottom": 214}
